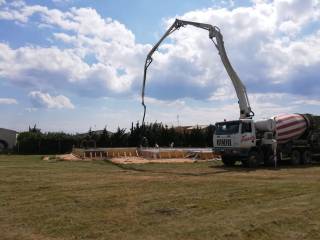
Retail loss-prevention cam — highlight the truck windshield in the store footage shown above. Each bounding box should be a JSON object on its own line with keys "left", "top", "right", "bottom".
{"left": 215, "top": 121, "right": 240, "bottom": 135}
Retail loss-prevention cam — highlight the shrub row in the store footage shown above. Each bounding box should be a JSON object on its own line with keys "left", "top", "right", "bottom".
{"left": 16, "top": 123, "right": 215, "bottom": 154}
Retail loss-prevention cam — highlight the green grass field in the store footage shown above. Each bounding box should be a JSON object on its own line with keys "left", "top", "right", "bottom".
{"left": 1, "top": 155, "right": 320, "bottom": 240}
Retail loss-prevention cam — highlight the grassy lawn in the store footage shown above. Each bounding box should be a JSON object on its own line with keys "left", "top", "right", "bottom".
{"left": 0, "top": 155, "right": 320, "bottom": 240}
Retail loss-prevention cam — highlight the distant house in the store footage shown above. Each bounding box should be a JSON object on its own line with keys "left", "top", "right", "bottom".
{"left": 174, "top": 125, "right": 211, "bottom": 133}
{"left": 76, "top": 129, "right": 113, "bottom": 149}
{"left": 76, "top": 129, "right": 113, "bottom": 138}
{"left": 0, "top": 128, "right": 18, "bottom": 151}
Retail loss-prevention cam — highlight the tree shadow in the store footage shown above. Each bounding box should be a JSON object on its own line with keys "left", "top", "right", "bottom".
{"left": 102, "top": 158, "right": 320, "bottom": 177}
{"left": 102, "top": 159, "right": 231, "bottom": 177}
{"left": 210, "top": 161, "right": 320, "bottom": 172}
{"left": 209, "top": 164, "right": 259, "bottom": 172}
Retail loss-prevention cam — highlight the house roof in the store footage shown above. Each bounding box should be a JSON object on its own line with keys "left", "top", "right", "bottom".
{"left": 76, "top": 129, "right": 113, "bottom": 137}
{"left": 0, "top": 128, "right": 18, "bottom": 134}
{"left": 174, "top": 125, "right": 210, "bottom": 132}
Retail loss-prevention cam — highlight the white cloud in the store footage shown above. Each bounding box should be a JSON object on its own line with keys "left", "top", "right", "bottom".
{"left": 52, "top": 0, "right": 72, "bottom": 3}
{"left": 141, "top": 91, "right": 320, "bottom": 126}
{"left": 293, "top": 99, "right": 320, "bottom": 106}
{"left": 0, "top": 3, "right": 137, "bottom": 45}
{"left": 261, "top": 30, "right": 320, "bottom": 80}
{"left": 1, "top": 1, "right": 320, "bottom": 132}
{"left": 0, "top": 1, "right": 46, "bottom": 23}
{"left": 0, "top": 3, "right": 149, "bottom": 97}
{"left": 29, "top": 91, "right": 74, "bottom": 109}
{"left": 142, "top": 0, "right": 320, "bottom": 102}
{"left": 24, "top": 107, "right": 38, "bottom": 113}
{"left": 275, "top": 0, "right": 319, "bottom": 33}
{"left": 0, "top": 40, "right": 142, "bottom": 96}
{"left": 0, "top": 0, "right": 319, "bottom": 109}
{"left": 25, "top": 107, "right": 37, "bottom": 112}
{"left": 0, "top": 98, "right": 18, "bottom": 104}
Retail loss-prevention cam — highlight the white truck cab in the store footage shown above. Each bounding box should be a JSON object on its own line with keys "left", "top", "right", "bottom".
{"left": 214, "top": 119, "right": 255, "bottom": 149}
{"left": 213, "top": 120, "right": 262, "bottom": 166}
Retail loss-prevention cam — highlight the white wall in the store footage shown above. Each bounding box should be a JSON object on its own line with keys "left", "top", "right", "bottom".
{"left": 0, "top": 128, "right": 17, "bottom": 149}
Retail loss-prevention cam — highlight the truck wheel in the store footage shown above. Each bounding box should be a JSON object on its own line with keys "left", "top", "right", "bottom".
{"left": 301, "top": 150, "right": 312, "bottom": 164}
{"left": 291, "top": 150, "right": 301, "bottom": 165}
{"left": 0, "top": 142, "right": 6, "bottom": 153}
{"left": 245, "top": 151, "right": 261, "bottom": 168}
{"left": 265, "top": 155, "right": 276, "bottom": 167}
{"left": 221, "top": 156, "right": 236, "bottom": 167}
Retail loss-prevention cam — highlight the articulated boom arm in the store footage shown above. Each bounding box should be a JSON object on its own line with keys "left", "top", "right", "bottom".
{"left": 141, "top": 19, "right": 254, "bottom": 124}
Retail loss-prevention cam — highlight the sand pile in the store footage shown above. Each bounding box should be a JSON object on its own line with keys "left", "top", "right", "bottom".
{"left": 111, "top": 157, "right": 197, "bottom": 164}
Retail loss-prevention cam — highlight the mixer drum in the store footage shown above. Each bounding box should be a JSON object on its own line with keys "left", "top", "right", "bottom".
{"left": 274, "top": 114, "right": 307, "bottom": 144}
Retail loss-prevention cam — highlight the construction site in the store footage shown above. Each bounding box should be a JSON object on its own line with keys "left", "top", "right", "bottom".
{"left": 1, "top": 1, "right": 320, "bottom": 239}
{"left": 46, "top": 18, "right": 320, "bottom": 169}
{"left": 56, "top": 147, "right": 218, "bottom": 164}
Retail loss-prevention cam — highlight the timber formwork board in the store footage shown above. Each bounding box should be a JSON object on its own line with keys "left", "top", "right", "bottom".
{"left": 72, "top": 147, "right": 219, "bottom": 160}
{"left": 72, "top": 148, "right": 139, "bottom": 159}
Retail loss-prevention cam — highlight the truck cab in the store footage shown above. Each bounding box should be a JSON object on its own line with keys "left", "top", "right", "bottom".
{"left": 213, "top": 119, "right": 257, "bottom": 166}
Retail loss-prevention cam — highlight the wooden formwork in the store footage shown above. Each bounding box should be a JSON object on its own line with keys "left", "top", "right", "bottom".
{"left": 84, "top": 151, "right": 107, "bottom": 159}
{"left": 158, "top": 150, "right": 186, "bottom": 159}
{"left": 198, "top": 152, "right": 214, "bottom": 160}
{"left": 138, "top": 150, "right": 158, "bottom": 159}
{"left": 72, "top": 148, "right": 85, "bottom": 158}
{"left": 105, "top": 148, "right": 139, "bottom": 158}
{"left": 73, "top": 148, "right": 139, "bottom": 160}
{"left": 73, "top": 147, "right": 220, "bottom": 160}
{"left": 139, "top": 149, "right": 217, "bottom": 160}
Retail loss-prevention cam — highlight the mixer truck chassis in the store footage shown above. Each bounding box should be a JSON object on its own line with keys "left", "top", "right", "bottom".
{"left": 215, "top": 114, "right": 320, "bottom": 168}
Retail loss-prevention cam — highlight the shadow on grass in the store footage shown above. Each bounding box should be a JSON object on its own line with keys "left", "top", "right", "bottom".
{"left": 100, "top": 158, "right": 320, "bottom": 177}
{"left": 101, "top": 159, "right": 230, "bottom": 177}
{"left": 211, "top": 161, "right": 320, "bottom": 172}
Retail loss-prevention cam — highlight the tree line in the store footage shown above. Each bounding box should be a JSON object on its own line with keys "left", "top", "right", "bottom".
{"left": 15, "top": 123, "right": 215, "bottom": 154}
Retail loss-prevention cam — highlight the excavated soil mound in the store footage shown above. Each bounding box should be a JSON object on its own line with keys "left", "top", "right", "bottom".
{"left": 58, "top": 154, "right": 83, "bottom": 161}
{"left": 50, "top": 151, "right": 217, "bottom": 164}
{"left": 44, "top": 154, "right": 85, "bottom": 161}
{"left": 50, "top": 154, "right": 203, "bottom": 164}
{"left": 110, "top": 157, "right": 197, "bottom": 164}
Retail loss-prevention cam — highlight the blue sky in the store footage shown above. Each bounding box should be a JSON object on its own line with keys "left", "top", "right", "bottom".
{"left": 0, "top": 0, "right": 320, "bottom": 133}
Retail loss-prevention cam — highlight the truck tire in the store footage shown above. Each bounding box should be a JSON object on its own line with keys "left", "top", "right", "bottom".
{"left": 245, "top": 151, "right": 261, "bottom": 168}
{"left": 0, "top": 142, "right": 6, "bottom": 153}
{"left": 291, "top": 150, "right": 301, "bottom": 165}
{"left": 221, "top": 156, "right": 236, "bottom": 167}
{"left": 263, "top": 149, "right": 275, "bottom": 167}
{"left": 301, "top": 150, "right": 312, "bottom": 164}
{"left": 264, "top": 154, "right": 276, "bottom": 167}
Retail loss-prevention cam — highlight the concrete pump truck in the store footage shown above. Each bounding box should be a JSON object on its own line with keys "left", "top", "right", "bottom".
{"left": 141, "top": 19, "right": 320, "bottom": 168}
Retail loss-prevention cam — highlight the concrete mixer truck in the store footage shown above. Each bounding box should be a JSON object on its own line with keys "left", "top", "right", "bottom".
{"left": 141, "top": 19, "right": 320, "bottom": 167}
{"left": 214, "top": 114, "right": 320, "bottom": 167}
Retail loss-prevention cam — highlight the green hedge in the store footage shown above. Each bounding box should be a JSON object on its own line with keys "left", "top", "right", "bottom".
{"left": 15, "top": 123, "right": 215, "bottom": 154}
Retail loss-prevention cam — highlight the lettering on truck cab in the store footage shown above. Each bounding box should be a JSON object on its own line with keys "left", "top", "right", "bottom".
{"left": 216, "top": 139, "right": 232, "bottom": 146}
{"left": 241, "top": 135, "right": 255, "bottom": 143}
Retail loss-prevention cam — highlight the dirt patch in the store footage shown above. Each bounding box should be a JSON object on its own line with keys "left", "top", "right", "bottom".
{"left": 44, "top": 154, "right": 86, "bottom": 161}
{"left": 42, "top": 156, "right": 50, "bottom": 161}
{"left": 52, "top": 153, "right": 215, "bottom": 164}
{"left": 59, "top": 154, "right": 83, "bottom": 161}
{"left": 110, "top": 157, "right": 197, "bottom": 164}
{"left": 50, "top": 154, "right": 199, "bottom": 163}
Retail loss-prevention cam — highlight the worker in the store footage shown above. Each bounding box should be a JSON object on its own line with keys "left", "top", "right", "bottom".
{"left": 272, "top": 139, "right": 277, "bottom": 168}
